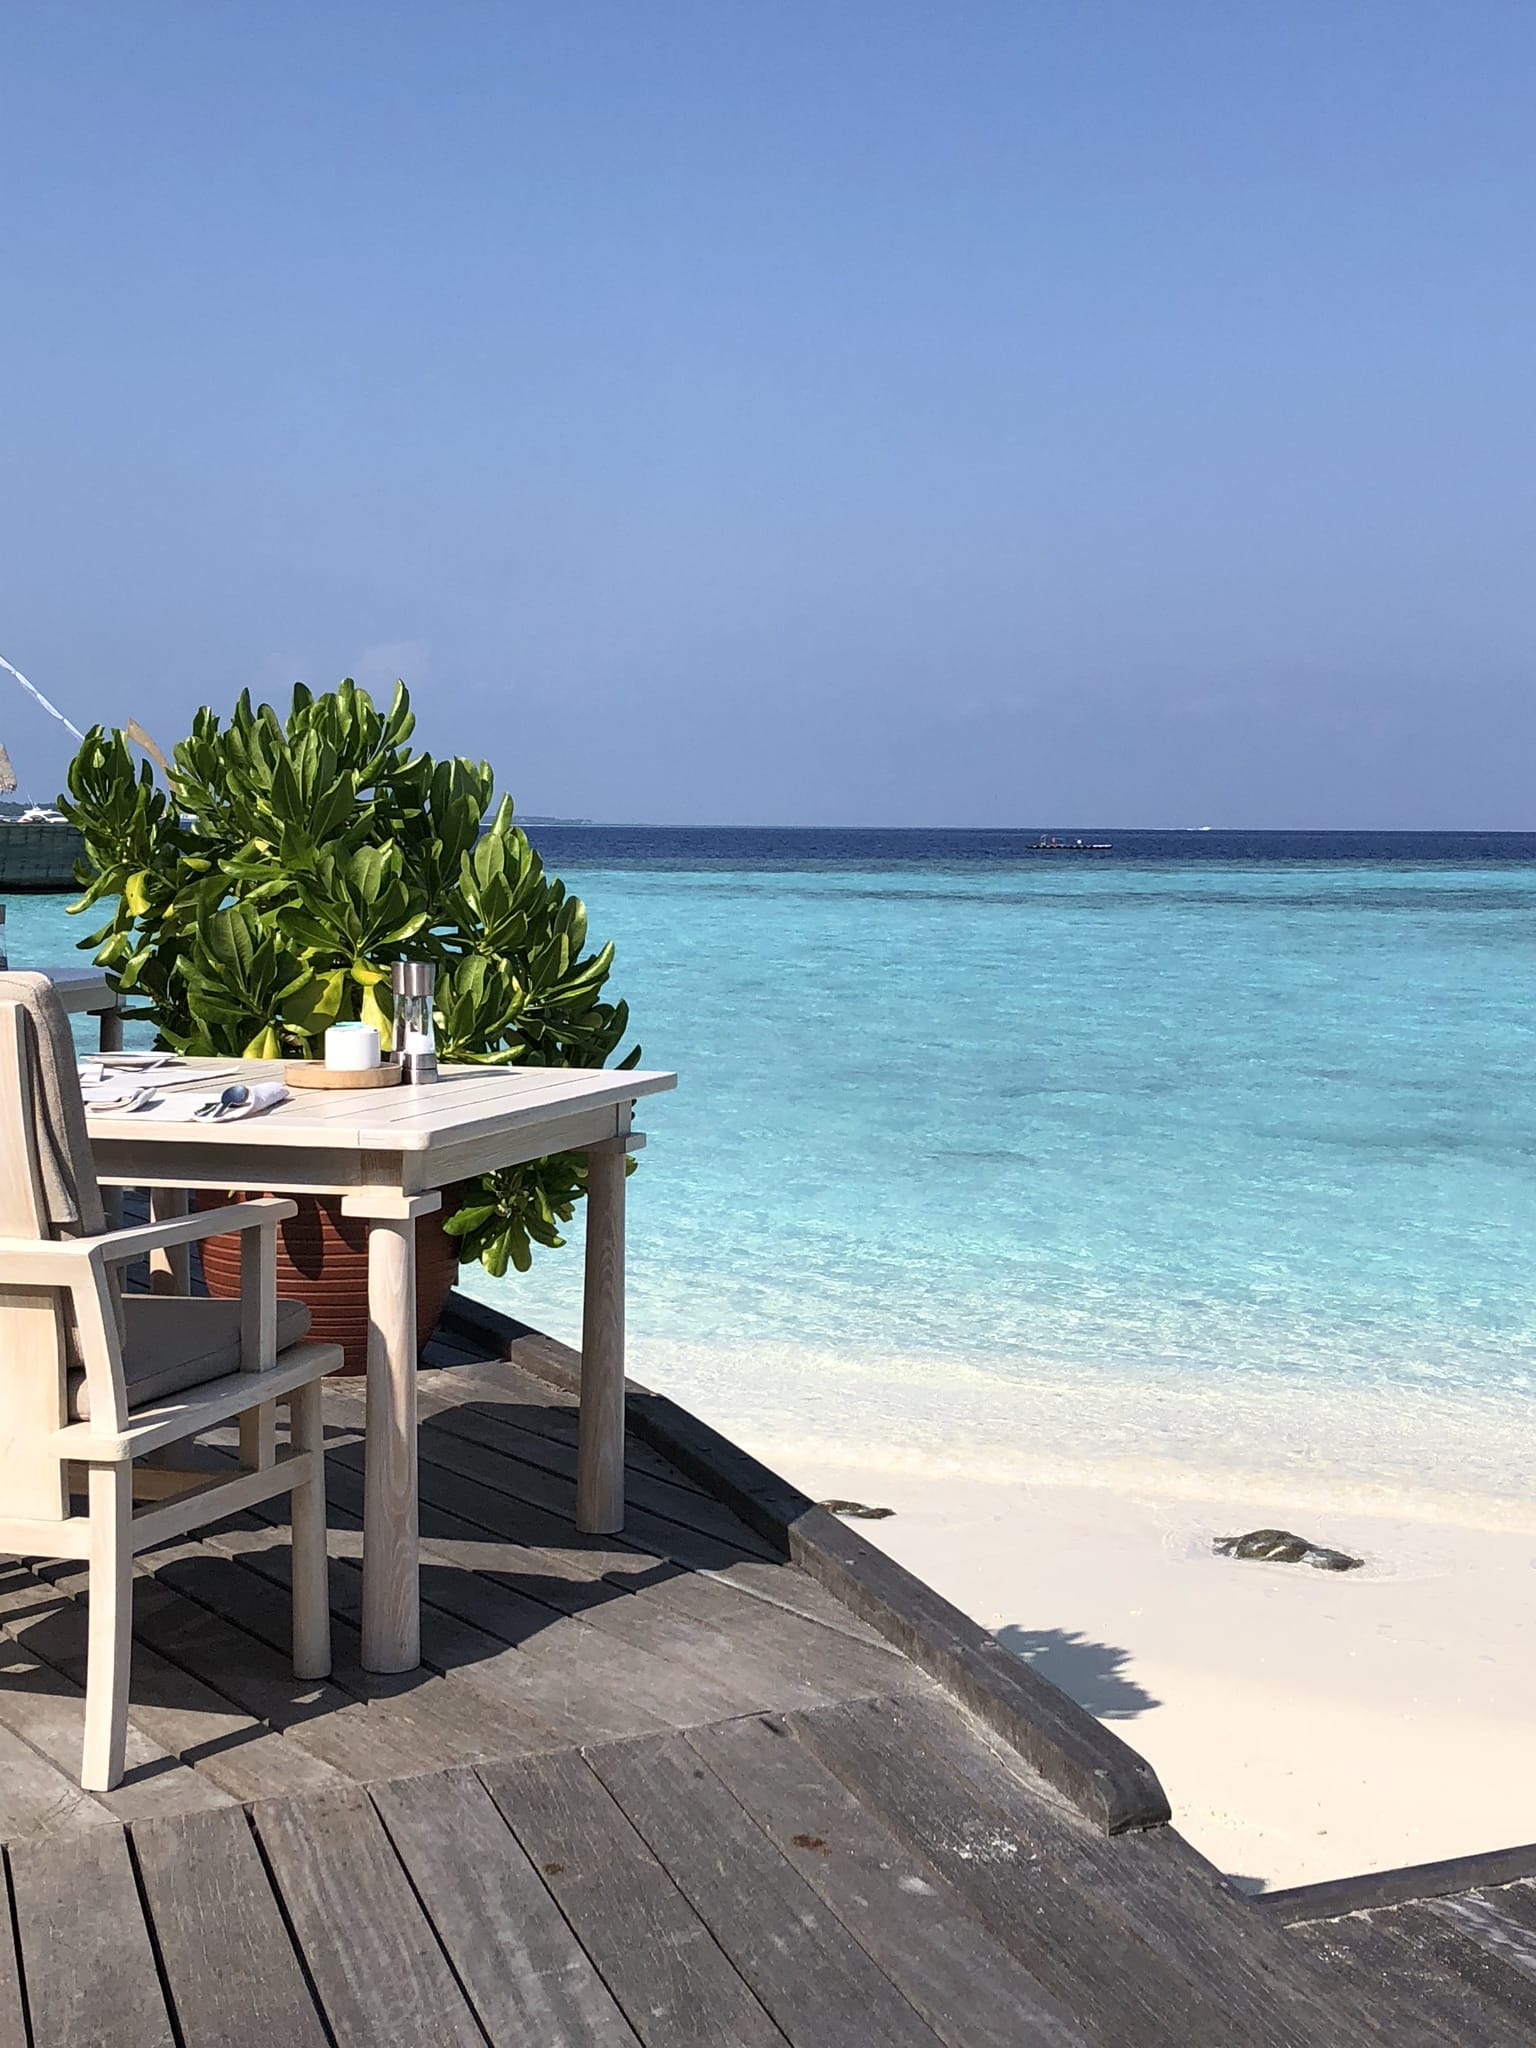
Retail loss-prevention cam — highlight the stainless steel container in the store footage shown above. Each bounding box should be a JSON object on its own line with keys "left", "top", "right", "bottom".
{"left": 389, "top": 959, "right": 438, "bottom": 1083}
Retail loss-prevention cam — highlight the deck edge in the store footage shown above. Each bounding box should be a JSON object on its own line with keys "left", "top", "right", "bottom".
{"left": 1261, "top": 1840, "right": 1536, "bottom": 1924}
{"left": 439, "top": 1288, "right": 1173, "bottom": 1836}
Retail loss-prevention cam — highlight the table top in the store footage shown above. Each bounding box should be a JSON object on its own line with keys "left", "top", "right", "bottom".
{"left": 35, "top": 966, "right": 115, "bottom": 1013}
{"left": 83, "top": 1056, "right": 676, "bottom": 1155}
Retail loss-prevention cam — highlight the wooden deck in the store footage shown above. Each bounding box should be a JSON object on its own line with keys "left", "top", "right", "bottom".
{"left": 0, "top": 1305, "right": 1488, "bottom": 2045}
{"left": 1268, "top": 1851, "right": 1536, "bottom": 2047}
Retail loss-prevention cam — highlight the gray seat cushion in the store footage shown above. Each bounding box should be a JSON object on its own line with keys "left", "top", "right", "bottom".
{"left": 68, "top": 1296, "right": 312, "bottom": 1421}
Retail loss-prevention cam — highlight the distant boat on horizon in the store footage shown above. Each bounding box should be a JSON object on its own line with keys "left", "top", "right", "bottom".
{"left": 1026, "top": 835, "right": 1112, "bottom": 853}
{"left": 0, "top": 732, "right": 84, "bottom": 889}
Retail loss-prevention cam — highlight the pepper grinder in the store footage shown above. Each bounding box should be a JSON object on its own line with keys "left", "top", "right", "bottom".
{"left": 390, "top": 960, "right": 438, "bottom": 1083}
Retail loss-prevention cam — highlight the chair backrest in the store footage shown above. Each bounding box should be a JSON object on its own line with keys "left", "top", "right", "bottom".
{"left": 0, "top": 973, "right": 107, "bottom": 1241}
{"left": 0, "top": 979, "right": 116, "bottom": 1512}
{"left": 0, "top": 1003, "right": 48, "bottom": 1242}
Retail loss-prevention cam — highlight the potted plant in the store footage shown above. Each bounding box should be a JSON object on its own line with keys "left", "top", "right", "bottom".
{"left": 61, "top": 679, "right": 637, "bottom": 1368}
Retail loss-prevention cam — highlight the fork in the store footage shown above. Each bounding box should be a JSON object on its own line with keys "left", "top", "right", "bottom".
{"left": 195, "top": 1085, "right": 252, "bottom": 1120}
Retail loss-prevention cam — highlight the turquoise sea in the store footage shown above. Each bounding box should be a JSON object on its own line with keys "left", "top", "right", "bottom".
{"left": 11, "top": 828, "right": 1536, "bottom": 1522}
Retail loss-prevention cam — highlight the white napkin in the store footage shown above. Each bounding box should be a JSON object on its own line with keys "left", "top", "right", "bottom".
{"left": 220, "top": 1081, "right": 290, "bottom": 1120}
{"left": 138, "top": 1081, "right": 291, "bottom": 1123}
{"left": 79, "top": 1054, "right": 177, "bottom": 1084}
{"left": 81, "top": 1082, "right": 156, "bottom": 1114}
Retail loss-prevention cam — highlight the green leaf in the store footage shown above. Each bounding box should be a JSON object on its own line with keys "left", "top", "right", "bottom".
{"left": 59, "top": 675, "right": 638, "bottom": 1275}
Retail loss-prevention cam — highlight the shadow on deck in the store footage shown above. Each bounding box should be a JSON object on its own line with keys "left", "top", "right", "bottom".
{"left": 0, "top": 1302, "right": 1467, "bottom": 2046}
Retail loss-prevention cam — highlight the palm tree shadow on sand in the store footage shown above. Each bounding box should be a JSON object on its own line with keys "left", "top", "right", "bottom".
{"left": 995, "top": 1625, "right": 1160, "bottom": 1719}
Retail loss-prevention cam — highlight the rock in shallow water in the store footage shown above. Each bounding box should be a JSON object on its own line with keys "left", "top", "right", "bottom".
{"left": 818, "top": 1498, "right": 895, "bottom": 1520}
{"left": 1213, "top": 1528, "right": 1363, "bottom": 1572}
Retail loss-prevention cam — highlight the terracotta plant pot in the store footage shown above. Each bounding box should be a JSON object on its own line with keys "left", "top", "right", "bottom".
{"left": 196, "top": 1189, "right": 463, "bottom": 1375}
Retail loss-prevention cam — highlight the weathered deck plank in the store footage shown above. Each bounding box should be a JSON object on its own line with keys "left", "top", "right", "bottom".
{"left": 480, "top": 1747, "right": 787, "bottom": 2048}
{"left": 336, "top": 1446, "right": 923, "bottom": 1709}
{"left": 0, "top": 1715, "right": 115, "bottom": 1843}
{"left": 0, "top": 1637, "right": 231, "bottom": 1827}
{"left": 149, "top": 1541, "right": 565, "bottom": 1768}
{"left": 9, "top": 1562, "right": 353, "bottom": 1803}
{"left": 403, "top": 1356, "right": 716, "bottom": 1498}
{"left": 790, "top": 1695, "right": 1309, "bottom": 2048}
{"left": 132, "top": 1806, "right": 328, "bottom": 2048}
{"left": 1287, "top": 1913, "right": 1527, "bottom": 2048}
{"left": 413, "top": 1413, "right": 784, "bottom": 1565}
{"left": 9, "top": 1825, "right": 175, "bottom": 2048}
{"left": 370, "top": 1766, "right": 643, "bottom": 2046}
{"left": 1370, "top": 1901, "right": 1536, "bottom": 2033}
{"left": 686, "top": 1712, "right": 1089, "bottom": 2048}
{"left": 341, "top": 1414, "right": 920, "bottom": 1685}
{"left": 1471, "top": 1878, "right": 1536, "bottom": 1938}
{"left": 879, "top": 1690, "right": 1381, "bottom": 2048}
{"left": 210, "top": 1516, "right": 689, "bottom": 1745}
{"left": 0, "top": 1866, "right": 29, "bottom": 2048}
{"left": 586, "top": 1729, "right": 947, "bottom": 2048}
{"left": 256, "top": 1478, "right": 908, "bottom": 1722}
{"left": 253, "top": 1785, "right": 489, "bottom": 2048}
{"left": 110, "top": 1569, "right": 495, "bottom": 1782}
{"left": 406, "top": 1356, "right": 894, "bottom": 1623}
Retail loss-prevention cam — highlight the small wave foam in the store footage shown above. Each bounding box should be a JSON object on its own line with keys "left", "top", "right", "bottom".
{"left": 622, "top": 1334, "right": 1536, "bottom": 1534}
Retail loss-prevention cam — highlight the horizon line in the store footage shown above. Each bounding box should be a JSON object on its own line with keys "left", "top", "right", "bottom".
{"left": 522, "top": 820, "right": 1536, "bottom": 836}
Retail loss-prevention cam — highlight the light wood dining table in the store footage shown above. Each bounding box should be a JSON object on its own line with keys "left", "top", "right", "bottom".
{"left": 38, "top": 966, "right": 124, "bottom": 1051}
{"left": 85, "top": 1058, "right": 676, "bottom": 1673}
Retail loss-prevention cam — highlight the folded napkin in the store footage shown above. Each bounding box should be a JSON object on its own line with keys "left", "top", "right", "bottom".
{"left": 139, "top": 1081, "right": 291, "bottom": 1123}
{"left": 218, "top": 1081, "right": 290, "bottom": 1120}
{"left": 81, "top": 1081, "right": 157, "bottom": 1114}
{"left": 83, "top": 1080, "right": 292, "bottom": 1122}
{"left": 79, "top": 1054, "right": 176, "bottom": 1086}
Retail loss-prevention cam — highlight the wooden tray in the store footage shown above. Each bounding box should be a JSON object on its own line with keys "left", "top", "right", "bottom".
{"left": 284, "top": 1061, "right": 402, "bottom": 1090}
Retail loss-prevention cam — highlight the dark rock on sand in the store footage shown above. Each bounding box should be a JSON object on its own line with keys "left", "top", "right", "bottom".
{"left": 1213, "top": 1528, "right": 1363, "bottom": 1572}
{"left": 818, "top": 1499, "right": 895, "bottom": 1520}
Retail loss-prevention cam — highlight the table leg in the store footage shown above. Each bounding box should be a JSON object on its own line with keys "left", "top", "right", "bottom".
{"left": 343, "top": 1190, "right": 440, "bottom": 1674}
{"left": 148, "top": 1187, "right": 190, "bottom": 1294}
{"left": 577, "top": 1137, "right": 628, "bottom": 1533}
{"left": 94, "top": 1003, "right": 122, "bottom": 1225}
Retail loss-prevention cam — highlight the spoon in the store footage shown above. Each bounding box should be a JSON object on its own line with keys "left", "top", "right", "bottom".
{"left": 196, "top": 1084, "right": 251, "bottom": 1120}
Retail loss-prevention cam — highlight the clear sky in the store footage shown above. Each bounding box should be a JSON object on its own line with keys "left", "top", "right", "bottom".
{"left": 3, "top": 2, "right": 1533, "bottom": 826}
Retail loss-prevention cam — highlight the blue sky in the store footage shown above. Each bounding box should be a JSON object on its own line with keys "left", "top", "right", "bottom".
{"left": 3, "top": 2, "right": 1533, "bottom": 825}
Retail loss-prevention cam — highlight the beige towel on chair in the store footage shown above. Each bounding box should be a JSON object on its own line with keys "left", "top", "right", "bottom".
{"left": 0, "top": 971, "right": 109, "bottom": 1236}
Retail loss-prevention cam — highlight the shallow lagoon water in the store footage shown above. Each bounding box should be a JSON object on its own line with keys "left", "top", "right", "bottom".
{"left": 14, "top": 829, "right": 1536, "bottom": 1522}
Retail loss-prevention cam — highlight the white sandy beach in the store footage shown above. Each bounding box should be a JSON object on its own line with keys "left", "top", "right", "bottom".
{"left": 749, "top": 1449, "right": 1536, "bottom": 1893}
{"left": 616, "top": 1332, "right": 1536, "bottom": 1893}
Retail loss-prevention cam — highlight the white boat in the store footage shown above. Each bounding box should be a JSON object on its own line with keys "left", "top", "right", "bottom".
{"left": 0, "top": 744, "right": 83, "bottom": 888}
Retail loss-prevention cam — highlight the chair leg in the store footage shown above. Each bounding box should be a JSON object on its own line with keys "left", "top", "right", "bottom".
{"left": 82, "top": 1464, "right": 132, "bottom": 1791}
{"left": 239, "top": 1400, "right": 277, "bottom": 1471}
{"left": 289, "top": 1380, "right": 331, "bottom": 1681}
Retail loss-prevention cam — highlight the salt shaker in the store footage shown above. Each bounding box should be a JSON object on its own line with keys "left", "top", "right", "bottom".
{"left": 390, "top": 961, "right": 438, "bottom": 1083}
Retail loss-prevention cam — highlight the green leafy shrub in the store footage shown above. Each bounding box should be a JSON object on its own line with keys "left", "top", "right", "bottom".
{"left": 61, "top": 679, "right": 638, "bottom": 1275}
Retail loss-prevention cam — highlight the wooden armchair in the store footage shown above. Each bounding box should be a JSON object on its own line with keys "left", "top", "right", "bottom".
{"left": 0, "top": 979, "right": 340, "bottom": 1791}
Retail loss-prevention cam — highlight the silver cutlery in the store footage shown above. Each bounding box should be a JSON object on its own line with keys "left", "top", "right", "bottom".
{"left": 82, "top": 1084, "right": 156, "bottom": 1115}
{"left": 195, "top": 1085, "right": 251, "bottom": 1120}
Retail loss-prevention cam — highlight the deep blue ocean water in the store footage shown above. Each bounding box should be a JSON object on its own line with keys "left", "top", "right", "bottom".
{"left": 11, "top": 828, "right": 1536, "bottom": 1518}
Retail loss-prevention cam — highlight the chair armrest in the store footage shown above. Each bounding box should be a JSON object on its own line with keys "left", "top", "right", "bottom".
{"left": 0, "top": 1197, "right": 297, "bottom": 1279}
{"left": 94, "top": 1196, "right": 298, "bottom": 1266}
